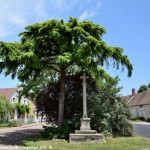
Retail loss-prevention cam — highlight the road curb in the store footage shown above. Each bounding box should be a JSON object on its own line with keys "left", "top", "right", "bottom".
{"left": 132, "top": 122, "right": 150, "bottom": 125}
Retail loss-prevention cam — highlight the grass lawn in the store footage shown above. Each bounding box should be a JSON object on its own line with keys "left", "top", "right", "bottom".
{"left": 18, "top": 136, "right": 150, "bottom": 150}
{"left": 0, "top": 123, "right": 9, "bottom": 128}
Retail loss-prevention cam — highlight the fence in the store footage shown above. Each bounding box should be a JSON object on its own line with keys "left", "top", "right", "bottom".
{"left": 0, "top": 117, "right": 34, "bottom": 124}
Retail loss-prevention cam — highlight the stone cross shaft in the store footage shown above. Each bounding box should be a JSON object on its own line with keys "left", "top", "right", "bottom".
{"left": 80, "top": 72, "right": 89, "bottom": 118}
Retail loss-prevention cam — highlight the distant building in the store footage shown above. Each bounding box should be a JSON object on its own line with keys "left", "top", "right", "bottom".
{"left": 0, "top": 88, "right": 38, "bottom": 123}
{"left": 124, "top": 88, "right": 150, "bottom": 120}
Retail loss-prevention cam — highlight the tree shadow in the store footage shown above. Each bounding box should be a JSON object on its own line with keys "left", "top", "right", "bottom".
{"left": 0, "top": 128, "right": 44, "bottom": 146}
{"left": 18, "top": 136, "right": 50, "bottom": 147}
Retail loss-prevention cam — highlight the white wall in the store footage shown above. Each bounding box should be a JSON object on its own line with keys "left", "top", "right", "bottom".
{"left": 10, "top": 92, "right": 28, "bottom": 105}
{"left": 131, "top": 105, "right": 150, "bottom": 119}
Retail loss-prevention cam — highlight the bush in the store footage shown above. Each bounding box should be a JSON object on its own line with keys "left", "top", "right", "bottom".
{"left": 130, "top": 118, "right": 139, "bottom": 121}
{"left": 139, "top": 117, "right": 145, "bottom": 121}
{"left": 147, "top": 118, "right": 150, "bottom": 122}
{"left": 16, "top": 104, "right": 30, "bottom": 115}
{"left": 88, "top": 92, "right": 133, "bottom": 137}
{"left": 8, "top": 120, "right": 20, "bottom": 127}
{"left": 42, "top": 120, "right": 74, "bottom": 140}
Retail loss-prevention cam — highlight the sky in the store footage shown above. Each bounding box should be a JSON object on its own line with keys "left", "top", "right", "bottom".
{"left": 0, "top": 0, "right": 150, "bottom": 95}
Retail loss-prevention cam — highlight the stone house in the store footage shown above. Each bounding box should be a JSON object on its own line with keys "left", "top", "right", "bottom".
{"left": 0, "top": 87, "right": 37, "bottom": 123}
{"left": 124, "top": 88, "right": 150, "bottom": 120}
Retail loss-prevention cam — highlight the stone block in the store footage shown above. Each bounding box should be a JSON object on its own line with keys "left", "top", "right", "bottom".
{"left": 69, "top": 133, "right": 105, "bottom": 143}
{"left": 75, "top": 130, "right": 97, "bottom": 134}
{"left": 80, "top": 118, "right": 91, "bottom": 130}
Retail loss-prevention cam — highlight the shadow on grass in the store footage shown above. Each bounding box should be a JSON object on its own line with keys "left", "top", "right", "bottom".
{"left": 0, "top": 128, "right": 44, "bottom": 146}
{"left": 17, "top": 135, "right": 50, "bottom": 147}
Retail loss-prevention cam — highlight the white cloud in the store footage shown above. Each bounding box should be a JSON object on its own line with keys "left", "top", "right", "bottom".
{"left": 35, "top": 0, "right": 48, "bottom": 19}
{"left": 10, "top": 15, "right": 26, "bottom": 27}
{"left": 79, "top": 11, "right": 96, "bottom": 21}
{"left": 49, "top": 0, "right": 78, "bottom": 12}
{"left": 79, "top": 1, "right": 102, "bottom": 20}
{"left": 0, "top": 0, "right": 27, "bottom": 38}
{"left": 0, "top": 0, "right": 103, "bottom": 39}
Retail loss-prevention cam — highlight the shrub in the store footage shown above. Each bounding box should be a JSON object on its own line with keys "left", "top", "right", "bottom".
{"left": 88, "top": 92, "right": 133, "bottom": 137}
{"left": 130, "top": 118, "right": 139, "bottom": 121}
{"left": 42, "top": 120, "right": 74, "bottom": 140}
{"left": 8, "top": 120, "right": 20, "bottom": 127}
{"left": 16, "top": 104, "right": 30, "bottom": 115}
{"left": 139, "top": 117, "right": 145, "bottom": 121}
{"left": 147, "top": 118, "right": 150, "bottom": 122}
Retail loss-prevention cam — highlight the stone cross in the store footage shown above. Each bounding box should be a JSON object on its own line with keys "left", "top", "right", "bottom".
{"left": 80, "top": 72, "right": 89, "bottom": 118}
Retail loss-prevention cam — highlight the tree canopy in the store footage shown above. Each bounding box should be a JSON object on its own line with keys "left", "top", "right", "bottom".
{"left": 137, "top": 83, "right": 150, "bottom": 93}
{"left": 0, "top": 17, "right": 133, "bottom": 125}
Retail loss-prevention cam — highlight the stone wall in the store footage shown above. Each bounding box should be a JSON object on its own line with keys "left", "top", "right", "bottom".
{"left": 131, "top": 105, "right": 150, "bottom": 119}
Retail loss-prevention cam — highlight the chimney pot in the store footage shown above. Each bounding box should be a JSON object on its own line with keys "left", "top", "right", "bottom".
{"left": 132, "top": 88, "right": 136, "bottom": 96}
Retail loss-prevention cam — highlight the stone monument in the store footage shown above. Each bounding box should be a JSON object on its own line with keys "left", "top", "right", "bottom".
{"left": 69, "top": 72, "right": 105, "bottom": 143}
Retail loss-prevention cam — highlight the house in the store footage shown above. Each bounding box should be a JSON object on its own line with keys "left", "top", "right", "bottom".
{"left": 124, "top": 88, "right": 150, "bottom": 120}
{"left": 0, "top": 87, "right": 38, "bottom": 123}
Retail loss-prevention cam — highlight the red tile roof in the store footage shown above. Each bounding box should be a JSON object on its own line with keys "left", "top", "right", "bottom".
{"left": 0, "top": 88, "right": 18, "bottom": 100}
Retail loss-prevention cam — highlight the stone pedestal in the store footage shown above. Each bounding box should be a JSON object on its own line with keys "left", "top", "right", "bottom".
{"left": 69, "top": 117, "right": 105, "bottom": 143}
{"left": 80, "top": 118, "right": 91, "bottom": 130}
{"left": 69, "top": 72, "right": 105, "bottom": 143}
{"left": 69, "top": 133, "right": 105, "bottom": 143}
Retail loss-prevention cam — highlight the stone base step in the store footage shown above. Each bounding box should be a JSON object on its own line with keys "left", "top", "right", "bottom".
{"left": 75, "top": 130, "right": 97, "bottom": 134}
{"left": 69, "top": 133, "right": 105, "bottom": 143}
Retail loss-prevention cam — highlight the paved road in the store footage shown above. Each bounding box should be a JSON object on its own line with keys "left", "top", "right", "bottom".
{"left": 133, "top": 122, "right": 150, "bottom": 138}
{"left": 0, "top": 123, "right": 44, "bottom": 149}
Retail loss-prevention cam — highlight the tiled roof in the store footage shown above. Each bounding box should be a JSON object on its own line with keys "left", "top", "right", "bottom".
{"left": 0, "top": 88, "right": 18, "bottom": 100}
{"left": 125, "top": 90, "right": 150, "bottom": 106}
{"left": 123, "top": 95, "right": 132, "bottom": 102}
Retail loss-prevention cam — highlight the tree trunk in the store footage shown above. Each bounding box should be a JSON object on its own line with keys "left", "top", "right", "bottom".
{"left": 58, "top": 68, "right": 65, "bottom": 126}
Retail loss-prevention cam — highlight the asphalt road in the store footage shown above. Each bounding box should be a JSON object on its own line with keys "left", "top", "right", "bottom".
{"left": 133, "top": 122, "right": 150, "bottom": 138}
{"left": 0, "top": 123, "right": 44, "bottom": 149}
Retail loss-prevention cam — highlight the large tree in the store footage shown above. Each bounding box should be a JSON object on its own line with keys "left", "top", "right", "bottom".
{"left": 0, "top": 17, "right": 133, "bottom": 126}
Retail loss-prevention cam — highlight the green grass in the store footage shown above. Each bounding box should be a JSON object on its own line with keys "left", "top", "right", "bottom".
{"left": 0, "top": 123, "right": 9, "bottom": 128}
{"left": 18, "top": 136, "right": 150, "bottom": 150}
{"left": 131, "top": 119, "right": 143, "bottom": 122}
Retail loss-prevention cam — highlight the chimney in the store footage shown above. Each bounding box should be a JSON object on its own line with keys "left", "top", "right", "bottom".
{"left": 132, "top": 88, "right": 136, "bottom": 96}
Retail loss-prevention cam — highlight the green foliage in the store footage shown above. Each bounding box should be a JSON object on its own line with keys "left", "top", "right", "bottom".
{"left": 40, "top": 73, "right": 133, "bottom": 138}
{"left": 0, "top": 123, "right": 9, "bottom": 127}
{"left": 16, "top": 104, "right": 30, "bottom": 115}
{"left": 138, "top": 117, "right": 145, "bottom": 121}
{"left": 88, "top": 84, "right": 133, "bottom": 137}
{"left": 8, "top": 120, "right": 20, "bottom": 127}
{"left": 130, "top": 118, "right": 141, "bottom": 122}
{"left": 137, "top": 84, "right": 149, "bottom": 93}
{"left": 42, "top": 120, "right": 74, "bottom": 140}
{"left": 0, "top": 17, "right": 133, "bottom": 125}
{"left": 0, "top": 96, "right": 15, "bottom": 121}
{"left": 0, "top": 17, "right": 133, "bottom": 83}
{"left": 147, "top": 118, "right": 150, "bottom": 122}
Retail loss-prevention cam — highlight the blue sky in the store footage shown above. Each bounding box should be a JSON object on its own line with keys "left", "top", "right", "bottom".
{"left": 0, "top": 0, "right": 150, "bottom": 95}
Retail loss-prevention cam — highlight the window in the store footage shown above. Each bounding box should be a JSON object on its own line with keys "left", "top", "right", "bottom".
{"left": 13, "top": 98, "right": 15, "bottom": 103}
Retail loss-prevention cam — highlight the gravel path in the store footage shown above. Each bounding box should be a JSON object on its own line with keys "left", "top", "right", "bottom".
{"left": 0, "top": 123, "right": 44, "bottom": 150}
